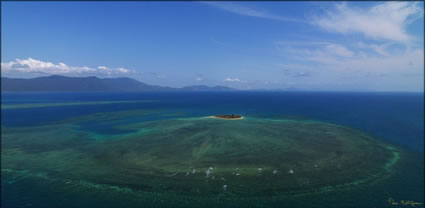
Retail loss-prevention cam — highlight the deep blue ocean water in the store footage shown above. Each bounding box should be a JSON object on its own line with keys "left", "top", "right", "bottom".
{"left": 1, "top": 91, "right": 424, "bottom": 208}
{"left": 2, "top": 91, "right": 424, "bottom": 151}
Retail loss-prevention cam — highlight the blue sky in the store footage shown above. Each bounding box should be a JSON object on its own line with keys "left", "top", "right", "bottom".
{"left": 2, "top": 1, "right": 424, "bottom": 91}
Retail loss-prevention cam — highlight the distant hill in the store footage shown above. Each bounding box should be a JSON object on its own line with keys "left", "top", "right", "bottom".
{"left": 1, "top": 75, "right": 235, "bottom": 92}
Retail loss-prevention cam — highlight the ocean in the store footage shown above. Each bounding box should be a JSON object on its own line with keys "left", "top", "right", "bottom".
{"left": 1, "top": 91, "right": 424, "bottom": 208}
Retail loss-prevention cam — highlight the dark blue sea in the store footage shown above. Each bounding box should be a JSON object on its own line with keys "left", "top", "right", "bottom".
{"left": 1, "top": 91, "right": 424, "bottom": 208}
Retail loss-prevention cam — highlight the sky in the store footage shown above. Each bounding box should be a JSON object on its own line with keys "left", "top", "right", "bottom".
{"left": 1, "top": 1, "right": 424, "bottom": 91}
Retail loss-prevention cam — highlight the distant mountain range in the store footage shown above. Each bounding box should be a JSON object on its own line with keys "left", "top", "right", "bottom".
{"left": 1, "top": 75, "right": 236, "bottom": 92}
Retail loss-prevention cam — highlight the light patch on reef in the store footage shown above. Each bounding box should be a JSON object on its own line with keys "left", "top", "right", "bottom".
{"left": 206, "top": 116, "right": 245, "bottom": 120}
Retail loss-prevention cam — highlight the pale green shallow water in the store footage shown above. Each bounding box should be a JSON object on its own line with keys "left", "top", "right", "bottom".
{"left": 2, "top": 113, "right": 401, "bottom": 201}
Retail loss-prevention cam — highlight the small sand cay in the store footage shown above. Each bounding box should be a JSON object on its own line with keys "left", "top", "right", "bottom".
{"left": 207, "top": 114, "right": 244, "bottom": 120}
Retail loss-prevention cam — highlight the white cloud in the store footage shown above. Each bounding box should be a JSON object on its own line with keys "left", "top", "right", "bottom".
{"left": 203, "top": 2, "right": 303, "bottom": 23}
{"left": 224, "top": 78, "right": 241, "bottom": 82}
{"left": 117, "top": 67, "right": 129, "bottom": 73}
{"left": 195, "top": 76, "right": 203, "bottom": 81}
{"left": 1, "top": 58, "right": 134, "bottom": 77}
{"left": 312, "top": 2, "right": 423, "bottom": 42}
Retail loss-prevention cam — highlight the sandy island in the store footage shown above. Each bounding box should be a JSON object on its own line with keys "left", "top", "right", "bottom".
{"left": 207, "top": 114, "right": 244, "bottom": 120}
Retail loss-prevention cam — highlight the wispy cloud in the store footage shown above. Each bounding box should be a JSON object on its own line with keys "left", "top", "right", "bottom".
{"left": 1, "top": 58, "right": 134, "bottom": 77}
{"left": 224, "top": 77, "right": 241, "bottom": 82}
{"left": 356, "top": 41, "right": 393, "bottom": 56}
{"left": 275, "top": 1, "right": 424, "bottom": 90}
{"left": 277, "top": 40, "right": 424, "bottom": 83}
{"left": 277, "top": 41, "right": 355, "bottom": 65}
{"left": 324, "top": 43, "right": 354, "bottom": 57}
{"left": 279, "top": 64, "right": 313, "bottom": 78}
{"left": 203, "top": 2, "right": 303, "bottom": 23}
{"left": 311, "top": 2, "right": 424, "bottom": 42}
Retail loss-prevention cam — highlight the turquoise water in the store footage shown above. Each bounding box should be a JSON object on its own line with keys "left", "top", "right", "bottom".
{"left": 1, "top": 91, "right": 424, "bottom": 208}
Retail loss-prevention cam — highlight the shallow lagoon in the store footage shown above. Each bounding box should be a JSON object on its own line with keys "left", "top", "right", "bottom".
{"left": 1, "top": 92, "right": 424, "bottom": 208}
